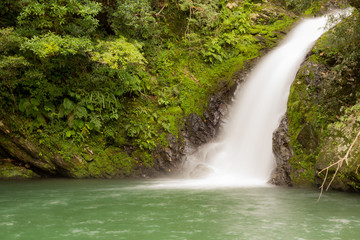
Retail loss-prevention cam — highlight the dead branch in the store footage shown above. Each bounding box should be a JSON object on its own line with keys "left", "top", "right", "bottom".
{"left": 155, "top": 4, "right": 166, "bottom": 16}
{"left": 317, "top": 128, "right": 360, "bottom": 201}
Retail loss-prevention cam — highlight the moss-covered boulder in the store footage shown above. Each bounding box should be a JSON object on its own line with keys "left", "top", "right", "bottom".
{"left": 0, "top": 161, "right": 39, "bottom": 179}
{"left": 278, "top": 12, "right": 360, "bottom": 191}
{"left": 316, "top": 104, "right": 360, "bottom": 191}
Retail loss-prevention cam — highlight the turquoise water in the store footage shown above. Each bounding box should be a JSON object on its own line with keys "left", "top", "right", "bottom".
{"left": 0, "top": 179, "right": 359, "bottom": 240}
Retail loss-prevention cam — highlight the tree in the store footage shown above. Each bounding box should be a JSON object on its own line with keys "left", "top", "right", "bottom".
{"left": 17, "top": 0, "right": 102, "bottom": 37}
{"left": 0, "top": 0, "right": 22, "bottom": 28}
{"left": 110, "top": 0, "right": 158, "bottom": 39}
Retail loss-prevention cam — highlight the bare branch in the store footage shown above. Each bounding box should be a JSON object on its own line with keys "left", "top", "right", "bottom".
{"left": 317, "top": 128, "right": 360, "bottom": 201}
{"left": 155, "top": 4, "right": 166, "bottom": 16}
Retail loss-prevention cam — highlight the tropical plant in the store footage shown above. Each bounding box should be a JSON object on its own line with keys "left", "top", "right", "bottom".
{"left": 17, "top": 0, "right": 102, "bottom": 36}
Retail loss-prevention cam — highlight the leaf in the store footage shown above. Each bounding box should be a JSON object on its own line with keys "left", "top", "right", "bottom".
{"left": 75, "top": 106, "right": 88, "bottom": 119}
{"left": 21, "top": 33, "right": 92, "bottom": 59}
{"left": 18, "top": 98, "right": 31, "bottom": 113}
{"left": 63, "top": 98, "right": 74, "bottom": 114}
{"left": 91, "top": 37, "right": 147, "bottom": 69}
{"left": 73, "top": 119, "right": 84, "bottom": 129}
{"left": 66, "top": 130, "right": 75, "bottom": 138}
{"left": 86, "top": 104, "right": 94, "bottom": 111}
{"left": 30, "top": 98, "right": 40, "bottom": 106}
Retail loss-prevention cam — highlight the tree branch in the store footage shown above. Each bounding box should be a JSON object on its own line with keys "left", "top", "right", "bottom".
{"left": 317, "top": 128, "right": 360, "bottom": 201}
{"left": 155, "top": 4, "right": 166, "bottom": 16}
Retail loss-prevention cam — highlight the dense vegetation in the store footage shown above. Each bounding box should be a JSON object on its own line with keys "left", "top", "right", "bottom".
{"left": 0, "top": 0, "right": 297, "bottom": 178}
{"left": 1, "top": 0, "right": 359, "bottom": 185}
{"left": 287, "top": 2, "right": 360, "bottom": 191}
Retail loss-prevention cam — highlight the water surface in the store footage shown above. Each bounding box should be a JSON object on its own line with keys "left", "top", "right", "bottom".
{"left": 0, "top": 179, "right": 359, "bottom": 240}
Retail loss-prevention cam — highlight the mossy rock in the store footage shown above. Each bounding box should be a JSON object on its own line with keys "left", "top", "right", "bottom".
{"left": 287, "top": 53, "right": 360, "bottom": 190}
{"left": 315, "top": 104, "right": 360, "bottom": 192}
{"left": 0, "top": 161, "right": 39, "bottom": 179}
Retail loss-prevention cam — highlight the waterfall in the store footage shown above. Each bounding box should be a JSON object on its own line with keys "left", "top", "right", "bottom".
{"left": 185, "top": 10, "right": 351, "bottom": 186}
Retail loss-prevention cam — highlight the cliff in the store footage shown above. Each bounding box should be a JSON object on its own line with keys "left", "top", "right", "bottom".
{"left": 272, "top": 9, "right": 360, "bottom": 191}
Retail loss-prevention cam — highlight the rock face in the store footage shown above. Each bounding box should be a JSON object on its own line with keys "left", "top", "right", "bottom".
{"left": 0, "top": 120, "right": 72, "bottom": 178}
{"left": 179, "top": 68, "right": 253, "bottom": 177}
{"left": 0, "top": 119, "right": 138, "bottom": 179}
{"left": 269, "top": 116, "right": 293, "bottom": 186}
{"left": 184, "top": 68, "right": 251, "bottom": 148}
{"left": 283, "top": 34, "right": 360, "bottom": 191}
{"left": 150, "top": 134, "right": 185, "bottom": 176}
{"left": 186, "top": 80, "right": 238, "bottom": 147}
{"left": 186, "top": 113, "right": 212, "bottom": 146}
{"left": 175, "top": 82, "right": 236, "bottom": 176}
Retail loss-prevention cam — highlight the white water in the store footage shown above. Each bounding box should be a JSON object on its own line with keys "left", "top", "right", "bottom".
{"left": 184, "top": 10, "right": 351, "bottom": 187}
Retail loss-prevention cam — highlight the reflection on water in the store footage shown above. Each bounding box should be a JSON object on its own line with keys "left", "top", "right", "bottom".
{"left": 0, "top": 179, "right": 359, "bottom": 240}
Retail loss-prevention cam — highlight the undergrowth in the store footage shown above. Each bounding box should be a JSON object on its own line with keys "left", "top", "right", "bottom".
{"left": 0, "top": 0, "right": 296, "bottom": 177}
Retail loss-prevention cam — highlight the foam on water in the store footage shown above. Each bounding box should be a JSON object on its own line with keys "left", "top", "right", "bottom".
{"left": 129, "top": 178, "right": 272, "bottom": 190}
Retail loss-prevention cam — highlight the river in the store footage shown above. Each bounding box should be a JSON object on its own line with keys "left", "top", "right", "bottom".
{"left": 1, "top": 179, "right": 359, "bottom": 240}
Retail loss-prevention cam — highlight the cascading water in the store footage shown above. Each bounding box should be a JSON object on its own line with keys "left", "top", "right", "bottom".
{"left": 184, "top": 10, "right": 351, "bottom": 187}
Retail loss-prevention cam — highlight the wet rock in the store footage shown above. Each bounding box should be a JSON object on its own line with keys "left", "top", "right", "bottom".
{"left": 0, "top": 120, "right": 59, "bottom": 177}
{"left": 186, "top": 113, "right": 212, "bottom": 146}
{"left": 0, "top": 120, "right": 93, "bottom": 178}
{"left": 151, "top": 134, "right": 185, "bottom": 176}
{"left": 0, "top": 160, "right": 40, "bottom": 179}
{"left": 269, "top": 115, "right": 293, "bottom": 186}
{"left": 189, "top": 163, "right": 215, "bottom": 178}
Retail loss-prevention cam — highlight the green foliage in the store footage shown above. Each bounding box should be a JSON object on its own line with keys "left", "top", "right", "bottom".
{"left": 321, "top": 12, "right": 360, "bottom": 81}
{"left": 287, "top": 10, "right": 360, "bottom": 189}
{"left": 0, "top": 0, "right": 298, "bottom": 178}
{"left": 178, "top": 0, "right": 222, "bottom": 35}
{"left": 91, "top": 37, "right": 147, "bottom": 69}
{"left": 21, "top": 33, "right": 92, "bottom": 59}
{"left": 17, "top": 0, "right": 102, "bottom": 36}
{"left": 285, "top": 0, "right": 320, "bottom": 12}
{"left": 0, "top": 0, "right": 22, "bottom": 28}
{"left": 132, "top": 149, "right": 153, "bottom": 167}
{"left": 0, "top": 28, "right": 22, "bottom": 54}
{"left": 285, "top": 0, "right": 348, "bottom": 15}
{"left": 110, "top": 0, "right": 159, "bottom": 39}
{"left": 0, "top": 28, "right": 30, "bottom": 111}
{"left": 125, "top": 104, "right": 159, "bottom": 151}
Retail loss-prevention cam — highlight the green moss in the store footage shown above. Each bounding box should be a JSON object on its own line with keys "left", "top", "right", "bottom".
{"left": 86, "top": 146, "right": 138, "bottom": 178}
{"left": 132, "top": 149, "right": 153, "bottom": 168}
{"left": 287, "top": 23, "right": 360, "bottom": 190}
{"left": 0, "top": 162, "right": 39, "bottom": 179}
{"left": 287, "top": 61, "right": 329, "bottom": 186}
{"left": 156, "top": 106, "right": 184, "bottom": 137}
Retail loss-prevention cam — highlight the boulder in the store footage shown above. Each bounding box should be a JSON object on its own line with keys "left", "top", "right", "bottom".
{"left": 189, "top": 163, "right": 215, "bottom": 178}
{"left": 269, "top": 116, "right": 293, "bottom": 186}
